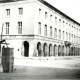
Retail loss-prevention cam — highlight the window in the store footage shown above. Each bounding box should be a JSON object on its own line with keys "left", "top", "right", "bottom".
{"left": 59, "top": 19, "right": 61, "bottom": 25}
{"left": 38, "top": 22, "right": 41, "bottom": 34}
{"left": 62, "top": 31, "right": 64, "bottom": 40}
{"left": 66, "top": 23, "right": 68, "bottom": 28}
{"left": 50, "top": 15, "right": 53, "bottom": 22}
{"left": 59, "top": 30, "right": 61, "bottom": 39}
{"left": 18, "top": 8, "right": 23, "bottom": 15}
{"left": 69, "top": 24, "right": 71, "bottom": 29}
{"left": 54, "top": 28, "right": 57, "bottom": 39}
{"left": 18, "top": 22, "right": 22, "bottom": 34}
{"left": 44, "top": 25, "right": 47, "bottom": 36}
{"left": 39, "top": 8, "right": 42, "bottom": 17}
{"left": 72, "top": 34, "right": 73, "bottom": 42}
{"left": 45, "top": 12, "right": 48, "bottom": 19}
{"left": 63, "top": 21, "right": 65, "bottom": 27}
{"left": 5, "top": 22, "right": 9, "bottom": 34}
{"left": 72, "top": 26, "right": 73, "bottom": 30}
{"left": 55, "top": 17, "right": 57, "bottom": 23}
{"left": 74, "top": 35, "right": 75, "bottom": 43}
{"left": 50, "top": 26, "right": 52, "bottom": 37}
{"left": 69, "top": 33, "right": 71, "bottom": 41}
{"left": 66, "top": 32, "right": 68, "bottom": 40}
{"left": 6, "top": 9, "right": 10, "bottom": 16}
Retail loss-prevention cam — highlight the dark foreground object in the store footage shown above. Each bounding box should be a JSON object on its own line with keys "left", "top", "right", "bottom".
{"left": 2, "top": 48, "right": 14, "bottom": 73}
{"left": 0, "top": 66, "right": 80, "bottom": 80}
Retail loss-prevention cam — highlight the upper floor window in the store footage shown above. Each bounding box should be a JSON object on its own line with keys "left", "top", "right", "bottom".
{"left": 44, "top": 25, "right": 47, "bottom": 36}
{"left": 66, "top": 32, "right": 68, "bottom": 40}
{"left": 38, "top": 22, "right": 41, "bottom": 35}
{"left": 50, "top": 15, "right": 53, "bottom": 22}
{"left": 39, "top": 8, "right": 42, "bottom": 17}
{"left": 18, "top": 22, "right": 22, "bottom": 34}
{"left": 69, "top": 33, "right": 71, "bottom": 41}
{"left": 59, "top": 19, "right": 61, "bottom": 24}
{"left": 45, "top": 12, "right": 48, "bottom": 19}
{"left": 54, "top": 28, "right": 57, "bottom": 39}
{"left": 63, "top": 21, "right": 65, "bottom": 27}
{"left": 5, "top": 22, "right": 10, "bottom": 34}
{"left": 59, "top": 30, "right": 61, "bottom": 39}
{"left": 50, "top": 26, "right": 52, "bottom": 37}
{"left": 55, "top": 17, "right": 57, "bottom": 23}
{"left": 72, "top": 34, "right": 73, "bottom": 42}
{"left": 69, "top": 24, "right": 71, "bottom": 29}
{"left": 6, "top": 9, "right": 10, "bottom": 16}
{"left": 62, "top": 31, "right": 64, "bottom": 40}
{"left": 66, "top": 23, "right": 68, "bottom": 27}
{"left": 74, "top": 35, "right": 75, "bottom": 42}
{"left": 18, "top": 8, "right": 23, "bottom": 15}
{"left": 72, "top": 26, "right": 73, "bottom": 30}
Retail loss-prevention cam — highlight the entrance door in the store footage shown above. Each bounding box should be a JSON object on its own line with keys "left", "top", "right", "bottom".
{"left": 24, "top": 41, "right": 29, "bottom": 57}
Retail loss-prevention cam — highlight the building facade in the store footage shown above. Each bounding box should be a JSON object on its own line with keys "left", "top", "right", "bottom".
{"left": 0, "top": 0, "right": 80, "bottom": 59}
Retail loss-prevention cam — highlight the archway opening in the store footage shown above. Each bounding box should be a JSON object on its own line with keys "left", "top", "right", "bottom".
{"left": 43, "top": 43, "right": 47, "bottom": 56}
{"left": 54, "top": 44, "right": 57, "bottom": 56}
{"left": 37, "top": 42, "right": 41, "bottom": 56}
{"left": 49, "top": 44, "right": 52, "bottom": 56}
{"left": 23, "top": 41, "right": 29, "bottom": 57}
{"left": 71, "top": 47, "right": 74, "bottom": 56}
{"left": 58, "top": 45, "right": 61, "bottom": 56}
{"left": 62, "top": 46, "right": 64, "bottom": 56}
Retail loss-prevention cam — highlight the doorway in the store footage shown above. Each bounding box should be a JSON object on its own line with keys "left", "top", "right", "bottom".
{"left": 23, "top": 41, "right": 29, "bottom": 57}
{"left": 37, "top": 42, "right": 41, "bottom": 56}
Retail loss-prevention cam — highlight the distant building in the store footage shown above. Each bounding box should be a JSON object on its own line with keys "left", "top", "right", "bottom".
{"left": 0, "top": 0, "right": 80, "bottom": 59}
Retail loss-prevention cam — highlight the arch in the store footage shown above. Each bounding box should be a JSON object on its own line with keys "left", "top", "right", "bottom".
{"left": 76, "top": 47, "right": 78, "bottom": 56}
{"left": 54, "top": 44, "right": 57, "bottom": 56}
{"left": 71, "top": 47, "right": 74, "bottom": 56}
{"left": 49, "top": 44, "right": 53, "bottom": 56}
{"left": 43, "top": 43, "right": 47, "bottom": 56}
{"left": 79, "top": 48, "right": 80, "bottom": 56}
{"left": 78, "top": 48, "right": 79, "bottom": 56}
{"left": 37, "top": 42, "right": 41, "bottom": 56}
{"left": 74, "top": 47, "right": 75, "bottom": 56}
{"left": 58, "top": 45, "right": 61, "bottom": 56}
{"left": 23, "top": 41, "right": 29, "bottom": 57}
{"left": 62, "top": 46, "right": 64, "bottom": 56}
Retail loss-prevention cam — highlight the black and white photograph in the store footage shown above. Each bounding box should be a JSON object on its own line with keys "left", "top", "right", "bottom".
{"left": 0, "top": 0, "right": 80, "bottom": 80}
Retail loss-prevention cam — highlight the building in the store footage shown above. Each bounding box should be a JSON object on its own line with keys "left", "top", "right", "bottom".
{"left": 0, "top": 0, "right": 80, "bottom": 60}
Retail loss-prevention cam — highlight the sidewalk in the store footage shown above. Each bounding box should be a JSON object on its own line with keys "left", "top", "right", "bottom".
{"left": 14, "top": 56, "right": 80, "bottom": 69}
{"left": 0, "top": 57, "right": 80, "bottom": 73}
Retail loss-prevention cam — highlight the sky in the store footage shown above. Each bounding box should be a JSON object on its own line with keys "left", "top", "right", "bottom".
{"left": 46, "top": 0, "right": 80, "bottom": 23}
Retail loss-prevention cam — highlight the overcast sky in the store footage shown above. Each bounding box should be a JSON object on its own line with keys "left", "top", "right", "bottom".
{"left": 46, "top": 0, "right": 80, "bottom": 23}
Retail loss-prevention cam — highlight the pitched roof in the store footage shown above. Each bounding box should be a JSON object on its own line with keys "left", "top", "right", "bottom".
{"left": 38, "top": 0, "right": 80, "bottom": 26}
{"left": 0, "top": 0, "right": 80, "bottom": 25}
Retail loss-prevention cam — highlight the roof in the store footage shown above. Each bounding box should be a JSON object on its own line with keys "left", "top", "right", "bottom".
{"left": 38, "top": 0, "right": 80, "bottom": 26}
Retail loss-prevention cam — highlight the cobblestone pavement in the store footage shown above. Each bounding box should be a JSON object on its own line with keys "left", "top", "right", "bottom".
{"left": 0, "top": 66, "right": 80, "bottom": 80}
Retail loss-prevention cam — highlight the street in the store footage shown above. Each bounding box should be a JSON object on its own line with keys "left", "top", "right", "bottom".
{"left": 0, "top": 66, "right": 80, "bottom": 80}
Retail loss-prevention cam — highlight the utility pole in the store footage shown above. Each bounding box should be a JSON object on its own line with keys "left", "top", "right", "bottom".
{"left": 1, "top": 23, "right": 4, "bottom": 41}
{"left": 0, "top": 23, "right": 8, "bottom": 47}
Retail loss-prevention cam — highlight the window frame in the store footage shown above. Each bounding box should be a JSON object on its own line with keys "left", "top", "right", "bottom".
{"left": 18, "top": 8, "right": 23, "bottom": 15}
{"left": 6, "top": 9, "right": 10, "bottom": 16}
{"left": 18, "top": 21, "right": 22, "bottom": 34}
{"left": 5, "top": 22, "right": 10, "bottom": 34}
